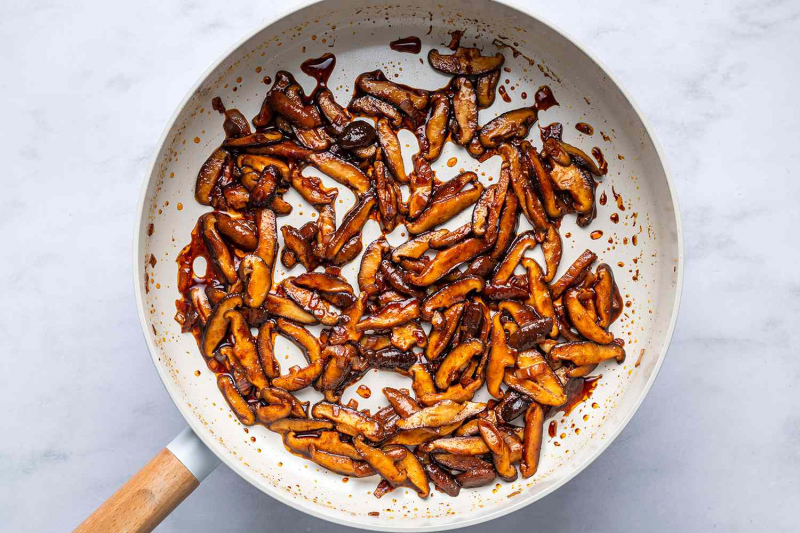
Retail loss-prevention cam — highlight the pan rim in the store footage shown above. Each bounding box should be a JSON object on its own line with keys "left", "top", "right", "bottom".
{"left": 132, "top": 0, "right": 684, "bottom": 530}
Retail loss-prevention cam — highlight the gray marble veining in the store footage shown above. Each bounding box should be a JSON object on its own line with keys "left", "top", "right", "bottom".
{"left": 1, "top": 0, "right": 798, "bottom": 531}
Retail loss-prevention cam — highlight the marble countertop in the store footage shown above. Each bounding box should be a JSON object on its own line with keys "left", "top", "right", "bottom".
{"left": 2, "top": 0, "right": 798, "bottom": 531}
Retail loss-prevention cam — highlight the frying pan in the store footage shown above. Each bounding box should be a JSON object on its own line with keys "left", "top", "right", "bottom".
{"left": 76, "top": 0, "right": 683, "bottom": 530}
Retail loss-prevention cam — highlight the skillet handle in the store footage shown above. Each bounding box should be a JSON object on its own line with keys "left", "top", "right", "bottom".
{"left": 74, "top": 427, "right": 220, "bottom": 533}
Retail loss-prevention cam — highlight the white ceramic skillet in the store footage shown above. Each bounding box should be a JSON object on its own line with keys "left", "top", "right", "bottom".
{"left": 76, "top": 1, "right": 683, "bottom": 531}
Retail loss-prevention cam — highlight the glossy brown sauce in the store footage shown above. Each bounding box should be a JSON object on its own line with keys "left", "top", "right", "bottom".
{"left": 612, "top": 186, "right": 625, "bottom": 211}
{"left": 211, "top": 96, "right": 226, "bottom": 114}
{"left": 560, "top": 375, "right": 601, "bottom": 417}
{"left": 591, "top": 147, "right": 608, "bottom": 174}
{"left": 590, "top": 230, "right": 603, "bottom": 240}
{"left": 575, "top": 122, "right": 593, "bottom": 135}
{"left": 534, "top": 85, "right": 558, "bottom": 112}
{"left": 498, "top": 85, "right": 511, "bottom": 103}
{"left": 301, "top": 53, "right": 336, "bottom": 88}
{"left": 610, "top": 213, "right": 619, "bottom": 223}
{"left": 598, "top": 191, "right": 607, "bottom": 206}
{"left": 548, "top": 420, "right": 557, "bottom": 438}
{"left": 389, "top": 36, "right": 422, "bottom": 54}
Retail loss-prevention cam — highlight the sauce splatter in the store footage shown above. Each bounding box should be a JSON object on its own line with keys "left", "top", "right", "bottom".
{"left": 612, "top": 186, "right": 625, "bottom": 211}
{"left": 598, "top": 191, "right": 607, "bottom": 206}
{"left": 591, "top": 147, "right": 608, "bottom": 174}
{"left": 446, "top": 157, "right": 458, "bottom": 167}
{"left": 389, "top": 36, "right": 421, "bottom": 54}
{"left": 590, "top": 230, "right": 603, "bottom": 240}
{"left": 357, "top": 385, "right": 372, "bottom": 398}
{"left": 575, "top": 122, "right": 594, "bottom": 135}
{"left": 548, "top": 420, "right": 557, "bottom": 438}
{"left": 301, "top": 53, "right": 336, "bottom": 87}
{"left": 498, "top": 85, "right": 511, "bottom": 103}
{"left": 610, "top": 213, "right": 619, "bottom": 223}
{"left": 533, "top": 85, "right": 558, "bottom": 112}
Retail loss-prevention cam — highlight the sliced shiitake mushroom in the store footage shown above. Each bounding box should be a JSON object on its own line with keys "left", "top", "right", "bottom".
{"left": 390, "top": 321, "right": 427, "bottom": 351}
{"left": 294, "top": 272, "right": 354, "bottom": 295}
{"left": 492, "top": 231, "right": 537, "bottom": 285}
{"left": 195, "top": 149, "right": 229, "bottom": 205}
{"left": 522, "top": 142, "right": 562, "bottom": 219}
{"left": 476, "top": 69, "right": 500, "bottom": 108}
{"left": 267, "top": 418, "right": 333, "bottom": 435}
{"left": 255, "top": 387, "right": 294, "bottom": 424}
{"left": 383, "top": 387, "right": 421, "bottom": 418}
{"left": 348, "top": 95, "right": 403, "bottom": 127}
{"left": 424, "top": 93, "right": 450, "bottom": 161}
{"left": 200, "top": 213, "right": 237, "bottom": 284}
{"left": 521, "top": 258, "right": 558, "bottom": 337}
{"left": 276, "top": 317, "right": 322, "bottom": 363}
{"left": 307, "top": 445, "right": 376, "bottom": 478}
{"left": 271, "top": 359, "right": 324, "bottom": 391}
{"left": 594, "top": 264, "right": 615, "bottom": 329}
{"left": 451, "top": 77, "right": 478, "bottom": 145}
{"left": 290, "top": 168, "right": 338, "bottom": 206}
{"left": 376, "top": 117, "right": 407, "bottom": 182}
{"left": 419, "top": 436, "right": 489, "bottom": 456}
{"left": 358, "top": 238, "right": 389, "bottom": 295}
{"left": 426, "top": 302, "right": 466, "bottom": 360}
{"left": 256, "top": 321, "right": 280, "bottom": 379}
{"left": 564, "top": 288, "right": 614, "bottom": 344}
{"left": 255, "top": 209, "right": 278, "bottom": 274}
{"left": 406, "top": 182, "right": 484, "bottom": 235}
{"left": 316, "top": 87, "right": 351, "bottom": 135}
{"left": 357, "top": 298, "right": 420, "bottom": 332}
{"left": 312, "top": 402, "right": 386, "bottom": 441}
{"left": 201, "top": 294, "right": 242, "bottom": 358}
{"left": 548, "top": 160, "right": 595, "bottom": 214}
{"left": 428, "top": 47, "right": 504, "bottom": 75}
{"left": 558, "top": 139, "right": 607, "bottom": 177}
{"left": 284, "top": 430, "right": 360, "bottom": 460}
{"left": 479, "top": 107, "right": 537, "bottom": 148}
{"left": 550, "top": 249, "right": 597, "bottom": 299}
{"left": 366, "top": 346, "right": 417, "bottom": 370}
{"left": 189, "top": 287, "right": 212, "bottom": 326}
{"left": 357, "top": 71, "right": 429, "bottom": 112}
{"left": 222, "top": 131, "right": 283, "bottom": 149}
{"left": 264, "top": 294, "right": 317, "bottom": 325}
{"left": 395, "top": 400, "right": 485, "bottom": 430}
{"left": 325, "top": 191, "right": 376, "bottom": 259}
{"left": 478, "top": 419, "right": 517, "bottom": 482}
{"left": 282, "top": 278, "right": 340, "bottom": 326}
{"left": 216, "top": 213, "right": 258, "bottom": 251}
{"left": 520, "top": 403, "right": 544, "bottom": 478}
{"left": 507, "top": 318, "right": 553, "bottom": 350}
{"left": 237, "top": 154, "right": 290, "bottom": 181}
{"left": 408, "top": 237, "right": 488, "bottom": 286}
{"left": 373, "top": 161, "right": 401, "bottom": 231}
{"left": 238, "top": 255, "right": 270, "bottom": 308}
{"left": 487, "top": 312, "right": 516, "bottom": 398}
{"left": 320, "top": 344, "right": 356, "bottom": 396}
{"left": 281, "top": 224, "right": 319, "bottom": 271}
{"left": 268, "top": 90, "right": 322, "bottom": 128}
{"left": 391, "top": 446, "right": 430, "bottom": 497}
{"left": 245, "top": 140, "right": 313, "bottom": 160}
{"left": 421, "top": 454, "right": 461, "bottom": 497}
{"left": 225, "top": 310, "right": 269, "bottom": 391}
{"left": 434, "top": 339, "right": 484, "bottom": 390}
{"left": 551, "top": 340, "right": 625, "bottom": 365}
{"left": 217, "top": 374, "right": 255, "bottom": 426}
{"left": 307, "top": 152, "right": 370, "bottom": 194}
{"left": 354, "top": 437, "right": 407, "bottom": 486}
{"left": 504, "top": 351, "right": 566, "bottom": 406}
{"left": 422, "top": 276, "right": 484, "bottom": 319}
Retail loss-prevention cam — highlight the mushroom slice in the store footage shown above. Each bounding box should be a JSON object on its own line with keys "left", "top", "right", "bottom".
{"left": 189, "top": 287, "right": 212, "bottom": 326}
{"left": 328, "top": 292, "right": 367, "bottom": 345}
{"left": 557, "top": 139, "right": 607, "bottom": 177}
{"left": 294, "top": 272, "right": 354, "bottom": 295}
{"left": 237, "top": 255, "right": 269, "bottom": 308}
{"left": 548, "top": 161, "right": 595, "bottom": 214}
{"left": 564, "top": 288, "right": 614, "bottom": 344}
{"left": 358, "top": 237, "right": 390, "bottom": 295}
{"left": 225, "top": 310, "right": 269, "bottom": 391}
{"left": 520, "top": 403, "right": 545, "bottom": 478}
{"left": 216, "top": 213, "right": 258, "bottom": 251}
{"left": 376, "top": 117, "right": 407, "bottom": 182}
{"left": 264, "top": 294, "right": 318, "bottom": 325}
{"left": 550, "top": 249, "right": 597, "bottom": 299}
{"left": 428, "top": 47, "right": 505, "bottom": 75}
{"left": 267, "top": 90, "right": 322, "bottom": 128}
{"left": 348, "top": 95, "right": 403, "bottom": 127}
{"left": 276, "top": 318, "right": 322, "bottom": 363}
{"left": 284, "top": 431, "right": 361, "bottom": 460}
{"left": 373, "top": 160, "right": 401, "bottom": 232}
{"left": 391, "top": 231, "right": 440, "bottom": 261}
{"left": 426, "top": 303, "right": 466, "bottom": 360}
{"left": 434, "top": 339, "right": 484, "bottom": 390}
{"left": 521, "top": 258, "right": 558, "bottom": 337}
{"left": 307, "top": 445, "right": 376, "bottom": 478}
{"left": 383, "top": 387, "right": 422, "bottom": 417}
{"left": 406, "top": 183, "right": 484, "bottom": 235}
{"left": 307, "top": 152, "right": 371, "bottom": 194}
{"left": 487, "top": 313, "right": 516, "bottom": 399}
{"left": 420, "top": 453, "right": 461, "bottom": 497}
{"left": 395, "top": 400, "right": 486, "bottom": 430}
{"left": 490, "top": 191, "right": 520, "bottom": 260}
{"left": 409, "top": 362, "right": 436, "bottom": 398}
{"left": 451, "top": 77, "right": 478, "bottom": 145}
{"left": 409, "top": 237, "right": 489, "bottom": 286}
{"left": 217, "top": 375, "right": 255, "bottom": 426}
{"left": 389, "top": 446, "right": 430, "bottom": 498}
{"left": 492, "top": 231, "right": 537, "bottom": 285}
{"left": 390, "top": 321, "right": 427, "bottom": 351}
{"left": 430, "top": 224, "right": 472, "bottom": 250}
{"left": 477, "top": 419, "right": 517, "bottom": 482}
{"left": 433, "top": 454, "right": 493, "bottom": 472}
{"left": 201, "top": 294, "right": 242, "bottom": 358}
{"left": 419, "top": 436, "right": 490, "bottom": 455}
{"left": 365, "top": 346, "right": 417, "bottom": 370}
{"left": 417, "top": 373, "right": 485, "bottom": 406}
{"left": 325, "top": 191, "right": 376, "bottom": 260}
{"left": 271, "top": 359, "right": 324, "bottom": 391}
{"left": 594, "top": 264, "right": 615, "bottom": 329}
{"left": 357, "top": 71, "right": 429, "bottom": 111}
{"left": 281, "top": 225, "right": 320, "bottom": 271}
{"left": 386, "top": 428, "right": 445, "bottom": 446}
{"left": 523, "top": 142, "right": 562, "bottom": 218}
{"left": 540, "top": 226, "right": 562, "bottom": 283}
{"left": 237, "top": 154, "right": 290, "bottom": 181}
{"left": 424, "top": 93, "right": 450, "bottom": 161}
{"left": 422, "top": 276, "right": 484, "bottom": 320}
{"left": 551, "top": 340, "right": 625, "bottom": 365}
{"left": 255, "top": 388, "right": 294, "bottom": 424}
{"left": 222, "top": 131, "right": 283, "bottom": 148}
{"left": 503, "top": 353, "right": 566, "bottom": 406}
{"left": 312, "top": 402, "right": 386, "bottom": 441}
{"left": 315, "top": 88, "right": 351, "bottom": 135}
{"left": 290, "top": 169, "right": 338, "bottom": 206}
{"left": 282, "top": 278, "right": 339, "bottom": 326}
{"left": 267, "top": 418, "right": 333, "bottom": 434}
{"left": 200, "top": 214, "right": 237, "bottom": 284}
{"left": 320, "top": 344, "right": 356, "bottom": 396}
{"left": 245, "top": 141, "right": 313, "bottom": 160}
{"left": 354, "top": 437, "right": 407, "bottom": 486}
{"left": 195, "top": 149, "right": 229, "bottom": 205}
{"left": 431, "top": 170, "right": 479, "bottom": 203}
{"left": 508, "top": 318, "right": 554, "bottom": 350}
{"left": 476, "top": 69, "right": 501, "bottom": 108}
{"left": 357, "top": 298, "right": 420, "bottom": 332}
{"left": 479, "top": 107, "right": 538, "bottom": 148}
{"left": 255, "top": 209, "right": 278, "bottom": 275}
{"left": 471, "top": 185, "right": 496, "bottom": 237}
{"left": 256, "top": 321, "right": 280, "bottom": 378}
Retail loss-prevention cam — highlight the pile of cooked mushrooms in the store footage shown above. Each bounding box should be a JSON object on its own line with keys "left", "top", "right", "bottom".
{"left": 175, "top": 38, "right": 625, "bottom": 499}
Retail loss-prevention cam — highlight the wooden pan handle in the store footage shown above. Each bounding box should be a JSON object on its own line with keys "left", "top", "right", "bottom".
{"left": 74, "top": 428, "right": 220, "bottom": 533}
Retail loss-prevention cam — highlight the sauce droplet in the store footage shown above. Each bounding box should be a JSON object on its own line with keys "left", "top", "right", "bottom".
{"left": 590, "top": 230, "right": 603, "bottom": 240}
{"left": 599, "top": 191, "right": 607, "bottom": 206}
{"left": 575, "top": 122, "right": 594, "bottom": 135}
{"left": 498, "top": 85, "right": 511, "bottom": 103}
{"left": 534, "top": 85, "right": 558, "bottom": 112}
{"left": 610, "top": 213, "right": 619, "bottom": 223}
{"left": 301, "top": 53, "right": 336, "bottom": 87}
{"left": 548, "top": 420, "right": 557, "bottom": 438}
{"left": 357, "top": 385, "right": 372, "bottom": 398}
{"left": 612, "top": 186, "right": 625, "bottom": 211}
{"left": 446, "top": 157, "right": 458, "bottom": 167}
{"left": 389, "top": 36, "right": 422, "bottom": 54}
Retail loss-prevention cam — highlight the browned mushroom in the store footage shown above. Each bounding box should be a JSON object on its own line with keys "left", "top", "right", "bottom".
{"left": 307, "top": 152, "right": 371, "bottom": 194}
{"left": 564, "top": 288, "right": 614, "bottom": 344}
{"left": 348, "top": 95, "right": 403, "bottom": 127}
{"left": 408, "top": 237, "right": 489, "bottom": 286}
{"left": 477, "top": 419, "right": 517, "bottom": 482}
{"left": 225, "top": 310, "right": 269, "bottom": 391}
{"left": 256, "top": 321, "right": 280, "bottom": 379}
{"left": 200, "top": 214, "right": 238, "bottom": 284}
{"left": 392, "top": 447, "right": 430, "bottom": 497}
{"left": 476, "top": 69, "right": 500, "bottom": 108}
{"left": 421, "top": 276, "right": 484, "bottom": 319}
{"left": 354, "top": 437, "right": 407, "bottom": 486}
{"left": 316, "top": 88, "right": 352, "bottom": 135}
{"left": 451, "top": 77, "right": 478, "bottom": 145}
{"left": 492, "top": 231, "right": 537, "bottom": 285}
{"left": 223, "top": 131, "right": 283, "bottom": 148}
{"left": 424, "top": 93, "right": 450, "bottom": 161}
{"left": 551, "top": 340, "right": 625, "bottom": 365}
{"left": 428, "top": 47, "right": 504, "bottom": 75}
{"left": 406, "top": 182, "right": 484, "bottom": 235}
{"left": 201, "top": 294, "right": 242, "bottom": 358}
{"left": 217, "top": 374, "right": 255, "bottom": 426}
{"left": 376, "top": 117, "right": 407, "bottom": 182}
{"left": 390, "top": 321, "right": 427, "bottom": 351}
{"left": 520, "top": 258, "right": 558, "bottom": 337}
{"left": 434, "top": 339, "right": 484, "bottom": 389}
{"left": 357, "top": 298, "right": 420, "bottom": 332}
{"left": 255, "top": 388, "right": 294, "bottom": 424}
{"left": 275, "top": 318, "right": 322, "bottom": 363}
{"left": 325, "top": 191, "right": 376, "bottom": 259}
{"left": 594, "top": 264, "right": 615, "bottom": 329}
{"left": 550, "top": 249, "right": 597, "bottom": 299}
{"left": 290, "top": 168, "right": 338, "bottom": 206}
{"left": 396, "top": 400, "right": 485, "bottom": 430}
{"left": 479, "top": 107, "right": 537, "bottom": 148}
{"left": 358, "top": 237, "right": 389, "bottom": 295}
{"left": 421, "top": 453, "right": 461, "bottom": 496}
{"left": 216, "top": 213, "right": 258, "bottom": 251}
{"left": 282, "top": 278, "right": 340, "bottom": 326}
{"left": 264, "top": 294, "right": 317, "bottom": 324}
{"left": 487, "top": 313, "right": 516, "bottom": 398}
{"left": 522, "top": 142, "right": 562, "bottom": 219}
{"left": 312, "top": 402, "right": 386, "bottom": 441}
{"left": 383, "top": 387, "right": 421, "bottom": 418}
{"left": 426, "top": 302, "right": 466, "bottom": 360}
{"left": 307, "top": 445, "right": 376, "bottom": 477}
{"left": 504, "top": 350, "right": 566, "bottom": 406}
{"left": 255, "top": 209, "right": 278, "bottom": 273}
{"left": 268, "top": 90, "right": 322, "bottom": 128}
{"left": 520, "top": 403, "right": 544, "bottom": 478}
{"left": 267, "top": 418, "right": 333, "bottom": 435}
{"left": 195, "top": 149, "right": 229, "bottom": 205}
{"left": 373, "top": 161, "right": 401, "bottom": 232}
{"left": 238, "top": 255, "right": 270, "bottom": 308}
{"left": 237, "top": 154, "right": 291, "bottom": 181}
{"left": 357, "top": 71, "right": 429, "bottom": 111}
{"left": 284, "top": 430, "right": 360, "bottom": 459}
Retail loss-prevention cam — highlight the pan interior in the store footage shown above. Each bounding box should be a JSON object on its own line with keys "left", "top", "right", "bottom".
{"left": 135, "top": 1, "right": 681, "bottom": 529}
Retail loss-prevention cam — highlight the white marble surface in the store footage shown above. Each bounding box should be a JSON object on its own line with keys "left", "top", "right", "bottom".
{"left": 1, "top": 0, "right": 798, "bottom": 531}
